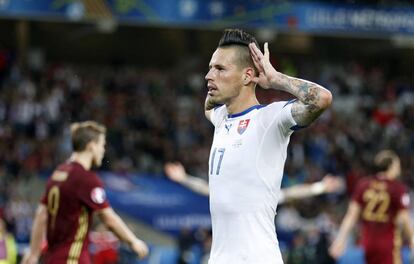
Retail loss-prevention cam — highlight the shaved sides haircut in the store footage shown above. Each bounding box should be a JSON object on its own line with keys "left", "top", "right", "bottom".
{"left": 218, "top": 29, "right": 259, "bottom": 73}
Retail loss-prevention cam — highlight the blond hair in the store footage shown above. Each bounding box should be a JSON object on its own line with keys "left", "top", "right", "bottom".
{"left": 374, "top": 150, "right": 398, "bottom": 172}
{"left": 70, "top": 121, "right": 106, "bottom": 151}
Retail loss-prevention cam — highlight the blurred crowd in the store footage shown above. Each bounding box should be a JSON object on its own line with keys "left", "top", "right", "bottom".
{"left": 0, "top": 45, "right": 413, "bottom": 263}
{"left": 318, "top": 0, "right": 414, "bottom": 6}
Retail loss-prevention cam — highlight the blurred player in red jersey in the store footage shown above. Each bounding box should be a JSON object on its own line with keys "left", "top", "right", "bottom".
{"left": 22, "top": 121, "right": 148, "bottom": 264}
{"left": 330, "top": 150, "right": 414, "bottom": 264}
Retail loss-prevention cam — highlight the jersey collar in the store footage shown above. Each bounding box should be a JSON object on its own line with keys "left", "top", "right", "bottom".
{"left": 227, "top": 104, "right": 265, "bottom": 119}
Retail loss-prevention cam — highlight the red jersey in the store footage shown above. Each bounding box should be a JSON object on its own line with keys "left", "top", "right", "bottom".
{"left": 40, "top": 161, "right": 109, "bottom": 264}
{"left": 352, "top": 175, "right": 410, "bottom": 264}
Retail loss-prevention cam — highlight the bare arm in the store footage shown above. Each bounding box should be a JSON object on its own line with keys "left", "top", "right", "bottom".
{"left": 180, "top": 176, "right": 210, "bottom": 196}
{"left": 165, "top": 162, "right": 343, "bottom": 200}
{"left": 397, "top": 209, "right": 414, "bottom": 250}
{"left": 205, "top": 94, "right": 216, "bottom": 122}
{"left": 280, "top": 175, "right": 344, "bottom": 204}
{"left": 164, "top": 162, "right": 210, "bottom": 196}
{"left": 22, "top": 204, "right": 48, "bottom": 264}
{"left": 279, "top": 76, "right": 332, "bottom": 126}
{"left": 249, "top": 42, "right": 332, "bottom": 127}
{"left": 96, "top": 207, "right": 149, "bottom": 259}
{"left": 329, "top": 201, "right": 361, "bottom": 259}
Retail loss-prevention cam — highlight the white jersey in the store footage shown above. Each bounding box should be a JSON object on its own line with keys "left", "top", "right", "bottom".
{"left": 208, "top": 101, "right": 297, "bottom": 264}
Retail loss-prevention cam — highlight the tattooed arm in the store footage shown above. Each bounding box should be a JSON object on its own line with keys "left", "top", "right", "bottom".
{"left": 249, "top": 43, "right": 332, "bottom": 126}
{"left": 273, "top": 75, "right": 332, "bottom": 126}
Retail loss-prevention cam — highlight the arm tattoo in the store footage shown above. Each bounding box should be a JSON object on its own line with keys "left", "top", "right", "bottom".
{"left": 282, "top": 77, "right": 329, "bottom": 126}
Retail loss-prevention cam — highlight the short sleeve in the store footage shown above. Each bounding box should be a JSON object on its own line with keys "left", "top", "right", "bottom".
{"left": 40, "top": 182, "right": 49, "bottom": 205}
{"left": 78, "top": 173, "right": 110, "bottom": 211}
{"left": 351, "top": 179, "right": 366, "bottom": 206}
{"left": 258, "top": 101, "right": 298, "bottom": 136}
{"left": 209, "top": 105, "right": 227, "bottom": 127}
{"left": 40, "top": 193, "right": 47, "bottom": 205}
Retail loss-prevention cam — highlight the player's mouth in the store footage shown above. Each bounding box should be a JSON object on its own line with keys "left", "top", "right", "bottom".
{"left": 208, "top": 84, "right": 218, "bottom": 95}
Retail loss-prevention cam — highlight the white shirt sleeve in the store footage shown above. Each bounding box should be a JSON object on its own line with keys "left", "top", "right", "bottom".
{"left": 258, "top": 100, "right": 298, "bottom": 136}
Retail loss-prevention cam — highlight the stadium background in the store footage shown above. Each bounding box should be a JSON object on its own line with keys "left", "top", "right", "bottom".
{"left": 0, "top": 0, "right": 414, "bottom": 263}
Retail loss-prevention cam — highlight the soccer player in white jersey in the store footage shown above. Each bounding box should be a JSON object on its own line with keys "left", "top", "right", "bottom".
{"left": 204, "top": 29, "right": 332, "bottom": 264}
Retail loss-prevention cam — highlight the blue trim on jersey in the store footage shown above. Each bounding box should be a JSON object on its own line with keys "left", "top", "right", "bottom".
{"left": 290, "top": 124, "right": 307, "bottom": 131}
{"left": 227, "top": 104, "right": 265, "bottom": 118}
{"left": 283, "top": 99, "right": 305, "bottom": 131}
{"left": 283, "top": 99, "right": 297, "bottom": 108}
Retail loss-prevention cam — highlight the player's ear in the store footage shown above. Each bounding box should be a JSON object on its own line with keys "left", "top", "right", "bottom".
{"left": 242, "top": 67, "right": 255, "bottom": 86}
{"left": 85, "top": 140, "right": 95, "bottom": 152}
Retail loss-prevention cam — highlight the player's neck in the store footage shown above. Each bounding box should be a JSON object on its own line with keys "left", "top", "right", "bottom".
{"left": 69, "top": 152, "right": 93, "bottom": 171}
{"left": 226, "top": 93, "right": 259, "bottom": 115}
{"left": 377, "top": 171, "right": 395, "bottom": 180}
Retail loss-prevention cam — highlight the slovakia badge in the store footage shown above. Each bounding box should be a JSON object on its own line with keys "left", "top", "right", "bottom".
{"left": 237, "top": 119, "right": 250, "bottom": 134}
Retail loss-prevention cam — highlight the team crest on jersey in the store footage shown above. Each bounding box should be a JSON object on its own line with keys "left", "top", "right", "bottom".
{"left": 237, "top": 119, "right": 250, "bottom": 134}
{"left": 91, "top": 187, "right": 106, "bottom": 204}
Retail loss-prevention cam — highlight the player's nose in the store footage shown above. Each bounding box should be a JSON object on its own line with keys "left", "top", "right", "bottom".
{"left": 205, "top": 69, "right": 213, "bottom": 81}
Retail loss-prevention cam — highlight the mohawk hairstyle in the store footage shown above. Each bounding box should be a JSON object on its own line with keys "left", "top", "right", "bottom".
{"left": 218, "top": 29, "right": 259, "bottom": 73}
{"left": 218, "top": 29, "right": 259, "bottom": 48}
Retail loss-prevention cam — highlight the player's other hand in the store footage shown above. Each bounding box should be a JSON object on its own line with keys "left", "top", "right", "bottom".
{"left": 130, "top": 238, "right": 149, "bottom": 259}
{"left": 21, "top": 252, "right": 39, "bottom": 264}
{"left": 164, "top": 162, "right": 187, "bottom": 183}
{"left": 248, "top": 42, "right": 279, "bottom": 89}
{"left": 329, "top": 239, "right": 346, "bottom": 259}
{"left": 322, "top": 175, "right": 344, "bottom": 193}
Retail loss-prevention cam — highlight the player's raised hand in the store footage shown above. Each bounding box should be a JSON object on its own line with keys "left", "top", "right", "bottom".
{"left": 164, "top": 162, "right": 188, "bottom": 183}
{"left": 248, "top": 42, "right": 279, "bottom": 89}
{"left": 322, "top": 175, "right": 344, "bottom": 193}
{"left": 130, "top": 238, "right": 149, "bottom": 259}
{"left": 21, "top": 252, "right": 39, "bottom": 264}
